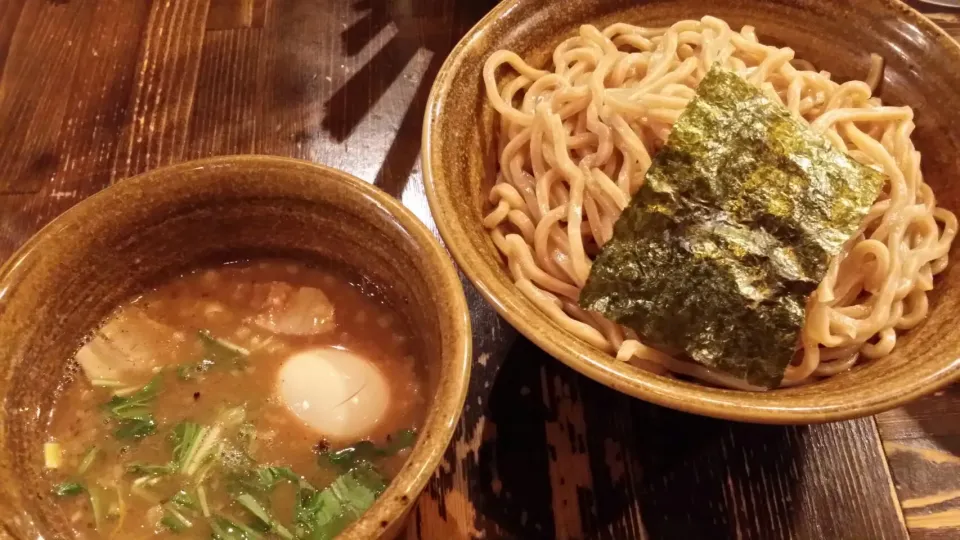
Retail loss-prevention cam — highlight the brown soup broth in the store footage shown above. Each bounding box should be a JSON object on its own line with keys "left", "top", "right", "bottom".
{"left": 43, "top": 259, "right": 426, "bottom": 538}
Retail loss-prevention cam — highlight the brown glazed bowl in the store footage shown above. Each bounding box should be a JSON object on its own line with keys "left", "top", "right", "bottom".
{"left": 0, "top": 156, "right": 471, "bottom": 538}
{"left": 422, "top": 0, "right": 960, "bottom": 423}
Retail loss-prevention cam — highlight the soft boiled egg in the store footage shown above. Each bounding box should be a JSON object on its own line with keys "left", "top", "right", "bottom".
{"left": 276, "top": 347, "right": 389, "bottom": 441}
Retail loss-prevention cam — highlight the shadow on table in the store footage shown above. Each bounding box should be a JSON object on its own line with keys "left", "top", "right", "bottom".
{"left": 462, "top": 338, "right": 810, "bottom": 539}
{"left": 321, "top": 0, "right": 498, "bottom": 197}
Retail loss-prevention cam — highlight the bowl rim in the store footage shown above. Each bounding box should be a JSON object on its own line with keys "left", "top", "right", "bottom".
{"left": 0, "top": 155, "right": 473, "bottom": 538}
{"left": 420, "top": 0, "right": 960, "bottom": 424}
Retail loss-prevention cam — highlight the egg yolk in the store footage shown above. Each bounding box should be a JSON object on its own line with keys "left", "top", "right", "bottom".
{"left": 276, "top": 347, "right": 390, "bottom": 441}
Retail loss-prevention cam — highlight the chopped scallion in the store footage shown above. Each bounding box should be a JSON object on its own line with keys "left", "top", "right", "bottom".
{"left": 196, "top": 485, "right": 210, "bottom": 518}
{"left": 235, "top": 493, "right": 293, "bottom": 540}
{"left": 43, "top": 442, "right": 62, "bottom": 469}
{"left": 210, "top": 515, "right": 263, "bottom": 540}
{"left": 53, "top": 481, "right": 85, "bottom": 497}
{"left": 77, "top": 446, "right": 99, "bottom": 475}
{"left": 102, "top": 376, "right": 161, "bottom": 440}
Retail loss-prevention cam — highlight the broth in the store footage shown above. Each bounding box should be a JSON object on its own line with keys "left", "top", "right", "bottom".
{"left": 43, "top": 259, "right": 426, "bottom": 539}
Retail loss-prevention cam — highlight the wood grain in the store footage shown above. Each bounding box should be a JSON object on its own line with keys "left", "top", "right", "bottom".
{"left": 878, "top": 384, "right": 960, "bottom": 540}
{"left": 0, "top": 0, "right": 96, "bottom": 194}
{"left": 0, "top": 1, "right": 957, "bottom": 539}
{"left": 111, "top": 0, "right": 211, "bottom": 181}
{"left": 188, "top": 28, "right": 262, "bottom": 158}
{"left": 0, "top": 0, "right": 152, "bottom": 257}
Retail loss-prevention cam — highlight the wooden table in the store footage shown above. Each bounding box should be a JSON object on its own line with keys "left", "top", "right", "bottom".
{"left": 0, "top": 1, "right": 958, "bottom": 538}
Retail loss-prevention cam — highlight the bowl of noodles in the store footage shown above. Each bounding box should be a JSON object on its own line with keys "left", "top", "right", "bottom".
{"left": 422, "top": 0, "right": 960, "bottom": 422}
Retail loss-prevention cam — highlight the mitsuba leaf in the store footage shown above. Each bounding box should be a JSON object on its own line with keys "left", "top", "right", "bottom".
{"left": 102, "top": 376, "right": 161, "bottom": 439}
{"left": 320, "top": 429, "right": 417, "bottom": 471}
{"left": 227, "top": 465, "right": 299, "bottom": 495}
{"left": 53, "top": 481, "right": 86, "bottom": 497}
{"left": 178, "top": 331, "right": 249, "bottom": 380}
{"left": 294, "top": 463, "right": 387, "bottom": 539}
{"left": 210, "top": 515, "right": 263, "bottom": 540}
{"left": 580, "top": 66, "right": 885, "bottom": 388}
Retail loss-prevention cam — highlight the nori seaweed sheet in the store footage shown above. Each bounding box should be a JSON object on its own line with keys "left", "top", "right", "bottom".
{"left": 579, "top": 66, "right": 884, "bottom": 388}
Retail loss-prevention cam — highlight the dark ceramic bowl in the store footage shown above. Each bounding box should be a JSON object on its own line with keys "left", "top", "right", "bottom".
{"left": 0, "top": 156, "right": 472, "bottom": 538}
{"left": 422, "top": 0, "right": 960, "bottom": 423}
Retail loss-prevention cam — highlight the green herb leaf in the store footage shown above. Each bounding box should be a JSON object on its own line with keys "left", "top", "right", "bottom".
{"left": 102, "top": 376, "right": 161, "bottom": 440}
{"left": 103, "top": 376, "right": 161, "bottom": 417}
{"left": 77, "top": 446, "right": 99, "bottom": 475}
{"left": 199, "top": 330, "right": 249, "bottom": 365}
{"left": 320, "top": 429, "right": 417, "bottom": 471}
{"left": 170, "top": 489, "right": 199, "bottom": 511}
{"left": 384, "top": 429, "right": 417, "bottom": 454}
{"left": 114, "top": 416, "right": 157, "bottom": 440}
{"left": 235, "top": 493, "right": 293, "bottom": 540}
{"left": 159, "top": 490, "right": 199, "bottom": 533}
{"left": 227, "top": 465, "right": 299, "bottom": 496}
{"left": 53, "top": 481, "right": 85, "bottom": 497}
{"left": 125, "top": 462, "right": 174, "bottom": 477}
{"left": 210, "top": 515, "right": 263, "bottom": 540}
{"left": 87, "top": 483, "right": 107, "bottom": 531}
{"left": 294, "top": 463, "right": 386, "bottom": 539}
{"left": 176, "top": 331, "right": 248, "bottom": 381}
{"left": 169, "top": 421, "right": 204, "bottom": 471}
{"left": 160, "top": 514, "right": 189, "bottom": 533}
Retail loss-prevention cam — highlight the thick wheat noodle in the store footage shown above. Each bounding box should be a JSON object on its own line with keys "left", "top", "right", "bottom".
{"left": 481, "top": 16, "right": 958, "bottom": 390}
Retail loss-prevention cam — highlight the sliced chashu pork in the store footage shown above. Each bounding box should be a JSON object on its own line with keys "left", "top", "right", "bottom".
{"left": 75, "top": 306, "right": 186, "bottom": 383}
{"left": 248, "top": 282, "right": 336, "bottom": 336}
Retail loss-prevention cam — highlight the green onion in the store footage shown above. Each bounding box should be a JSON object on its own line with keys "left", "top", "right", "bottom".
{"left": 228, "top": 465, "right": 299, "bottom": 495}
{"left": 169, "top": 421, "right": 205, "bottom": 471}
{"left": 53, "top": 481, "right": 85, "bottom": 497}
{"left": 196, "top": 485, "right": 210, "bottom": 518}
{"left": 294, "top": 463, "right": 387, "bottom": 539}
{"left": 88, "top": 484, "right": 106, "bottom": 531}
{"left": 90, "top": 378, "right": 125, "bottom": 388}
{"left": 159, "top": 489, "right": 200, "bottom": 532}
{"left": 130, "top": 476, "right": 160, "bottom": 503}
{"left": 210, "top": 515, "right": 263, "bottom": 540}
{"left": 102, "top": 376, "right": 161, "bottom": 440}
{"left": 320, "top": 428, "right": 418, "bottom": 471}
{"left": 171, "top": 489, "right": 198, "bottom": 511}
{"left": 199, "top": 330, "right": 250, "bottom": 358}
{"left": 235, "top": 493, "right": 293, "bottom": 540}
{"left": 125, "top": 462, "right": 173, "bottom": 477}
{"left": 44, "top": 442, "right": 62, "bottom": 469}
{"left": 77, "top": 446, "right": 99, "bottom": 475}
{"left": 160, "top": 505, "right": 193, "bottom": 532}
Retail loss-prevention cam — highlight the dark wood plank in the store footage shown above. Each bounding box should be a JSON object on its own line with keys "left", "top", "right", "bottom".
{"left": 111, "top": 0, "right": 211, "bottom": 181}
{"left": 54, "top": 0, "right": 154, "bottom": 188}
{"left": 255, "top": 0, "right": 349, "bottom": 163}
{"left": 206, "top": 0, "right": 268, "bottom": 30}
{"left": 546, "top": 357, "right": 907, "bottom": 540}
{"left": 0, "top": 0, "right": 26, "bottom": 76}
{"left": 188, "top": 29, "right": 262, "bottom": 157}
{"left": 0, "top": 0, "right": 96, "bottom": 194}
{"left": 0, "top": 0, "right": 152, "bottom": 260}
{"left": 878, "top": 384, "right": 960, "bottom": 539}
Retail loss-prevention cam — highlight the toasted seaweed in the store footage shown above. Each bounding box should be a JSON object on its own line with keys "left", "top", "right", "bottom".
{"left": 580, "top": 66, "right": 884, "bottom": 388}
